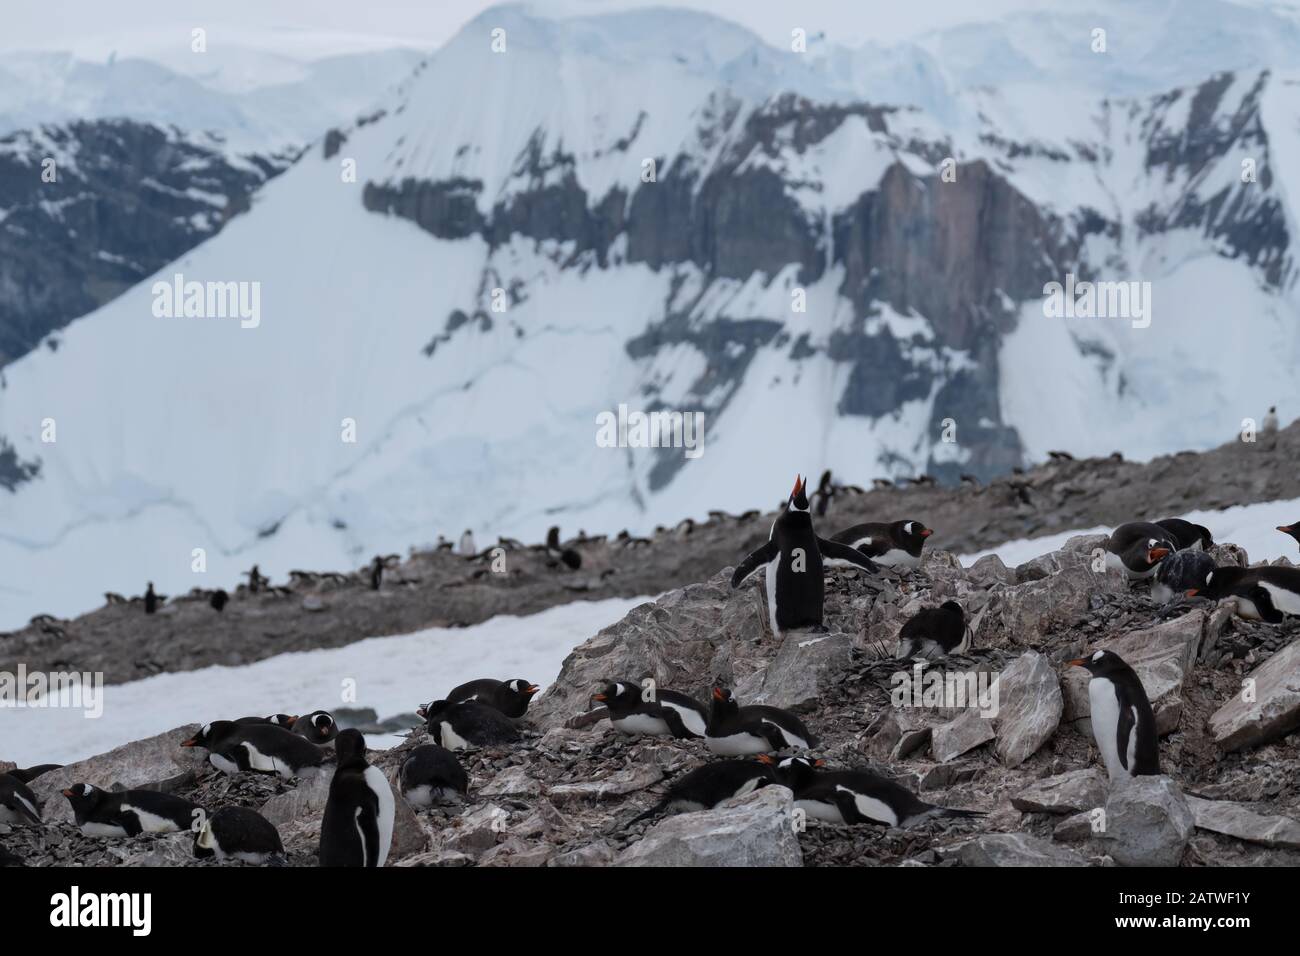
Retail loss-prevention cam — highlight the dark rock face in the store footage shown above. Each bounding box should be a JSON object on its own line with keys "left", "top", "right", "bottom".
{"left": 0, "top": 119, "right": 295, "bottom": 368}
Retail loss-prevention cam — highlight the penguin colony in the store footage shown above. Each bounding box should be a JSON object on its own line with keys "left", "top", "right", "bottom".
{"left": 6, "top": 474, "right": 1300, "bottom": 867}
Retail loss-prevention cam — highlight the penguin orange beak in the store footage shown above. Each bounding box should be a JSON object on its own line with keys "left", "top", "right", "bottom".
{"left": 756, "top": 754, "right": 775, "bottom": 765}
{"left": 920, "top": 528, "right": 933, "bottom": 537}
{"left": 1147, "top": 547, "right": 1170, "bottom": 562}
{"left": 1066, "top": 658, "right": 1086, "bottom": 667}
{"left": 790, "top": 474, "right": 803, "bottom": 499}
{"left": 1278, "top": 525, "right": 1293, "bottom": 534}
{"left": 525, "top": 685, "right": 540, "bottom": 695}
{"left": 180, "top": 737, "right": 197, "bottom": 747}
{"left": 814, "top": 759, "right": 826, "bottom": 767}
{"left": 591, "top": 693, "right": 607, "bottom": 702}
{"left": 62, "top": 788, "right": 74, "bottom": 798}
{"left": 712, "top": 687, "right": 725, "bottom": 701}
{"left": 1185, "top": 588, "right": 1199, "bottom": 597}
{"left": 286, "top": 715, "right": 299, "bottom": 726}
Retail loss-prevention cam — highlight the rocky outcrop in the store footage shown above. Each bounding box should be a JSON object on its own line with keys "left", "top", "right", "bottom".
{"left": 615, "top": 787, "right": 803, "bottom": 867}
{"left": 993, "top": 651, "right": 1062, "bottom": 767}
{"left": 952, "top": 832, "right": 1091, "bottom": 867}
{"left": 1185, "top": 796, "right": 1300, "bottom": 849}
{"left": 1100, "top": 776, "right": 1194, "bottom": 867}
{"left": 1208, "top": 638, "right": 1300, "bottom": 751}
{"left": 1012, "top": 769, "right": 1108, "bottom": 815}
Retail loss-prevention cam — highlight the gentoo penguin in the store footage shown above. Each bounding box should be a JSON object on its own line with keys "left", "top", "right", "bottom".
{"left": 1151, "top": 549, "right": 1216, "bottom": 604}
{"left": 398, "top": 744, "right": 469, "bottom": 807}
{"left": 458, "top": 530, "right": 476, "bottom": 556}
{"left": 0, "top": 774, "right": 41, "bottom": 825}
{"left": 830, "top": 519, "right": 933, "bottom": 569}
{"left": 731, "top": 475, "right": 878, "bottom": 636}
{"left": 1276, "top": 523, "right": 1300, "bottom": 552}
{"left": 369, "top": 555, "right": 384, "bottom": 590}
{"left": 545, "top": 527, "right": 582, "bottom": 570}
{"left": 293, "top": 710, "right": 339, "bottom": 744}
{"left": 144, "top": 582, "right": 160, "bottom": 614}
{"left": 1068, "top": 650, "right": 1160, "bottom": 781}
{"left": 625, "top": 759, "right": 776, "bottom": 826}
{"left": 1188, "top": 565, "right": 1300, "bottom": 621}
{"left": 194, "top": 806, "right": 284, "bottom": 864}
{"left": 811, "top": 470, "right": 835, "bottom": 518}
{"left": 1104, "top": 522, "right": 1176, "bottom": 580}
{"left": 245, "top": 564, "right": 265, "bottom": 593}
{"left": 420, "top": 700, "right": 521, "bottom": 750}
{"left": 445, "top": 677, "right": 539, "bottom": 718}
{"left": 233, "top": 713, "right": 297, "bottom": 727}
{"left": 1263, "top": 405, "right": 1279, "bottom": 434}
{"left": 6, "top": 763, "right": 62, "bottom": 784}
{"left": 591, "top": 680, "right": 709, "bottom": 739}
{"left": 209, "top": 588, "right": 229, "bottom": 612}
{"left": 1154, "top": 518, "right": 1214, "bottom": 551}
{"left": 895, "top": 601, "right": 970, "bottom": 660}
{"left": 181, "top": 721, "right": 325, "bottom": 780}
{"left": 705, "top": 687, "right": 816, "bottom": 755}
{"left": 61, "top": 783, "right": 202, "bottom": 837}
{"left": 319, "top": 730, "right": 395, "bottom": 868}
{"left": 765, "top": 756, "right": 981, "bottom": 827}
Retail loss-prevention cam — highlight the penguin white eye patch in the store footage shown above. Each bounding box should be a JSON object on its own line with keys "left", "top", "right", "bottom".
{"left": 1091, "top": 650, "right": 1104, "bottom": 661}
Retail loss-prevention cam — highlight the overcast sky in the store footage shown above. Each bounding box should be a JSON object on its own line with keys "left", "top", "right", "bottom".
{"left": 0, "top": 0, "right": 1098, "bottom": 57}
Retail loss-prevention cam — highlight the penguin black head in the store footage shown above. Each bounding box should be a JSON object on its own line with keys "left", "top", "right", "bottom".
{"left": 710, "top": 686, "right": 740, "bottom": 717}
{"left": 300, "top": 710, "right": 338, "bottom": 741}
{"left": 504, "top": 679, "right": 541, "bottom": 703}
{"left": 60, "top": 783, "right": 103, "bottom": 813}
{"left": 269, "top": 714, "right": 296, "bottom": 727}
{"left": 1186, "top": 565, "right": 1247, "bottom": 599}
{"left": 760, "top": 754, "right": 825, "bottom": 788}
{"left": 181, "top": 721, "right": 235, "bottom": 749}
{"left": 334, "top": 728, "right": 368, "bottom": 769}
{"left": 896, "top": 520, "right": 934, "bottom": 549}
{"left": 1068, "top": 649, "right": 1131, "bottom": 677}
{"left": 786, "top": 475, "right": 809, "bottom": 513}
{"left": 939, "top": 600, "right": 964, "bottom": 618}
{"left": 591, "top": 681, "right": 639, "bottom": 713}
{"left": 1277, "top": 524, "right": 1300, "bottom": 548}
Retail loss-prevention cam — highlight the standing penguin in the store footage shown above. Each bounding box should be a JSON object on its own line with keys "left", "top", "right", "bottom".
{"left": 1104, "top": 522, "right": 1176, "bottom": 580}
{"left": 1263, "top": 405, "right": 1279, "bottom": 435}
{"left": 1068, "top": 650, "right": 1160, "bottom": 781}
{"left": 811, "top": 470, "right": 835, "bottom": 518}
{"left": 830, "top": 519, "right": 933, "bottom": 569}
{"left": 731, "top": 475, "right": 878, "bottom": 636}
{"left": 369, "top": 556, "right": 384, "bottom": 590}
{"left": 144, "top": 582, "right": 160, "bottom": 614}
{"left": 319, "top": 730, "right": 395, "bottom": 867}
{"left": 209, "top": 588, "right": 229, "bottom": 612}
{"left": 895, "top": 601, "right": 970, "bottom": 659}
{"left": 458, "top": 530, "right": 476, "bottom": 556}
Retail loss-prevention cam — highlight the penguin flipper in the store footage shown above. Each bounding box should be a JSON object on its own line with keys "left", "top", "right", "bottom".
{"left": 121, "top": 812, "right": 144, "bottom": 837}
{"left": 656, "top": 707, "right": 696, "bottom": 739}
{"left": 817, "top": 537, "right": 880, "bottom": 573}
{"left": 731, "top": 541, "right": 777, "bottom": 587}
{"left": 1115, "top": 704, "right": 1136, "bottom": 774}
{"left": 357, "top": 801, "right": 382, "bottom": 867}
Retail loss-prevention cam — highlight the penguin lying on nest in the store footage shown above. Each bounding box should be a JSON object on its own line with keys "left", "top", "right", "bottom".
{"left": 763, "top": 756, "right": 982, "bottom": 827}
{"left": 624, "top": 759, "right": 776, "bottom": 827}
{"left": 1187, "top": 565, "right": 1300, "bottom": 622}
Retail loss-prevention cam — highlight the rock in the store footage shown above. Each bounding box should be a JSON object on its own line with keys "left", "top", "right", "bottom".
{"left": 1100, "top": 775, "right": 1194, "bottom": 867}
{"left": 1063, "top": 612, "right": 1203, "bottom": 734}
{"left": 1208, "top": 638, "right": 1300, "bottom": 752}
{"left": 301, "top": 596, "right": 326, "bottom": 612}
{"left": 1185, "top": 796, "right": 1300, "bottom": 849}
{"left": 1053, "top": 811, "right": 1100, "bottom": 843}
{"left": 549, "top": 764, "right": 663, "bottom": 803}
{"left": 978, "top": 555, "right": 1124, "bottom": 648}
{"left": 259, "top": 767, "right": 331, "bottom": 825}
{"left": 966, "top": 554, "right": 1016, "bottom": 588}
{"left": 446, "top": 803, "right": 510, "bottom": 856}
{"left": 1011, "top": 769, "right": 1107, "bottom": 815}
{"left": 734, "top": 631, "right": 852, "bottom": 711}
{"left": 479, "top": 766, "right": 545, "bottom": 798}
{"left": 930, "top": 708, "right": 995, "bottom": 763}
{"left": 479, "top": 838, "right": 553, "bottom": 867}
{"left": 993, "top": 650, "right": 1062, "bottom": 767}
{"left": 30, "top": 724, "right": 206, "bottom": 824}
{"left": 615, "top": 786, "right": 802, "bottom": 867}
{"left": 954, "top": 832, "right": 1089, "bottom": 866}
{"left": 548, "top": 841, "right": 617, "bottom": 867}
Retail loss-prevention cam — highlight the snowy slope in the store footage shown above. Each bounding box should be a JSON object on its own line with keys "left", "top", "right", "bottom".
{"left": 4, "top": 3, "right": 1300, "bottom": 627}
{"left": 6, "top": 595, "right": 649, "bottom": 766}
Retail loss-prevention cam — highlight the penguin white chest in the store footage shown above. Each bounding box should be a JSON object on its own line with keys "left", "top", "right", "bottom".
{"left": 1088, "top": 678, "right": 1129, "bottom": 779}
{"left": 1260, "top": 582, "right": 1300, "bottom": 616}
{"left": 763, "top": 559, "right": 780, "bottom": 636}
{"left": 875, "top": 549, "right": 919, "bottom": 569}
{"left": 706, "top": 732, "right": 769, "bottom": 756}
{"left": 797, "top": 798, "right": 845, "bottom": 823}
{"left": 363, "top": 764, "right": 395, "bottom": 868}
{"left": 612, "top": 713, "right": 672, "bottom": 736}
{"left": 122, "top": 803, "right": 184, "bottom": 833}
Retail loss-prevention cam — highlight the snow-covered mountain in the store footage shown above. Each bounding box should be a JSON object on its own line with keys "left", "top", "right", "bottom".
{"left": 2, "top": 1, "right": 1300, "bottom": 628}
